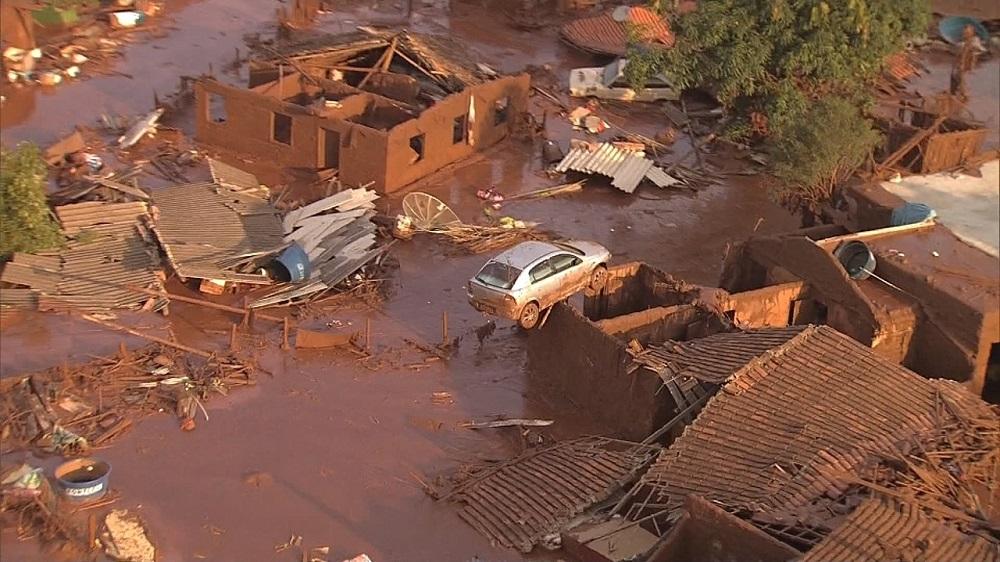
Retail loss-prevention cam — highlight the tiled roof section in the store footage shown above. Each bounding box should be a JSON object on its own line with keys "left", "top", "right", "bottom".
{"left": 560, "top": 6, "right": 673, "bottom": 56}
{"left": 641, "top": 326, "right": 949, "bottom": 515}
{"left": 883, "top": 52, "right": 920, "bottom": 83}
{"left": 150, "top": 182, "right": 284, "bottom": 283}
{"left": 445, "top": 437, "right": 660, "bottom": 553}
{"left": 0, "top": 203, "right": 163, "bottom": 311}
{"left": 633, "top": 326, "right": 808, "bottom": 384}
{"left": 801, "top": 499, "right": 999, "bottom": 562}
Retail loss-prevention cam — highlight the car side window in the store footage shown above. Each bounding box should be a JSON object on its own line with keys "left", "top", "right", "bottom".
{"left": 529, "top": 260, "right": 556, "bottom": 283}
{"left": 550, "top": 253, "right": 581, "bottom": 272}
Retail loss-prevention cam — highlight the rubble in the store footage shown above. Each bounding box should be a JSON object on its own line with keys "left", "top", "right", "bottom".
{"left": 433, "top": 436, "right": 660, "bottom": 552}
{"left": 102, "top": 509, "right": 155, "bottom": 562}
{"left": 0, "top": 345, "right": 255, "bottom": 454}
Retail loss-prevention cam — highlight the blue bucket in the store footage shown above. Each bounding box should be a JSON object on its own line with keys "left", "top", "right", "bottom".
{"left": 891, "top": 202, "right": 936, "bottom": 226}
{"left": 54, "top": 458, "right": 111, "bottom": 502}
{"left": 274, "top": 242, "right": 311, "bottom": 283}
{"left": 938, "top": 16, "right": 989, "bottom": 45}
{"left": 834, "top": 241, "right": 877, "bottom": 280}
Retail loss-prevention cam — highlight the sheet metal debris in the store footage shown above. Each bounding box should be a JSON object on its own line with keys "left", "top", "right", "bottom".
{"left": 150, "top": 182, "right": 285, "bottom": 284}
{"left": 0, "top": 201, "right": 164, "bottom": 312}
{"left": 438, "top": 436, "right": 659, "bottom": 552}
{"left": 248, "top": 188, "right": 384, "bottom": 308}
{"left": 208, "top": 157, "right": 269, "bottom": 197}
{"left": 555, "top": 142, "right": 679, "bottom": 193}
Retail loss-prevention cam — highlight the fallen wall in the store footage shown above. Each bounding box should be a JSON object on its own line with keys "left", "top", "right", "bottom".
{"left": 526, "top": 302, "right": 666, "bottom": 441}
{"left": 382, "top": 74, "right": 530, "bottom": 191}
{"left": 649, "top": 496, "right": 800, "bottom": 562}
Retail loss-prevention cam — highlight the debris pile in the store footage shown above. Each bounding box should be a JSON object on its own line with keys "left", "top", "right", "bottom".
{"left": 248, "top": 188, "right": 387, "bottom": 308}
{"left": 0, "top": 200, "right": 166, "bottom": 313}
{"left": 102, "top": 509, "right": 156, "bottom": 562}
{"left": 432, "top": 436, "right": 660, "bottom": 552}
{"left": 3, "top": 2, "right": 163, "bottom": 88}
{"left": 398, "top": 191, "right": 550, "bottom": 254}
{"left": 0, "top": 345, "right": 255, "bottom": 455}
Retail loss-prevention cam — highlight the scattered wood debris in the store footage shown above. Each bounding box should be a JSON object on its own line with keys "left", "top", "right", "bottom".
{"left": 0, "top": 345, "right": 255, "bottom": 455}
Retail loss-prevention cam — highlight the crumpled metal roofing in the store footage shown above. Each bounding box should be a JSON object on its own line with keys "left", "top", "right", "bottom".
{"left": 0, "top": 202, "right": 164, "bottom": 312}
{"left": 639, "top": 326, "right": 996, "bottom": 520}
{"left": 443, "top": 436, "right": 660, "bottom": 553}
{"left": 555, "top": 142, "right": 678, "bottom": 193}
{"left": 802, "top": 499, "right": 999, "bottom": 562}
{"left": 150, "top": 182, "right": 284, "bottom": 283}
{"left": 248, "top": 188, "right": 382, "bottom": 308}
{"left": 561, "top": 6, "right": 673, "bottom": 56}
{"left": 208, "top": 158, "right": 264, "bottom": 195}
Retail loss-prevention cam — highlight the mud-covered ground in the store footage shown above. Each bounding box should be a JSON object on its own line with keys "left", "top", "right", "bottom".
{"left": 1, "top": 1, "right": 997, "bottom": 561}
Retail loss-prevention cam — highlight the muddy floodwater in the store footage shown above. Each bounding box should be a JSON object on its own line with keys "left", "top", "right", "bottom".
{"left": 9, "top": 0, "right": 998, "bottom": 561}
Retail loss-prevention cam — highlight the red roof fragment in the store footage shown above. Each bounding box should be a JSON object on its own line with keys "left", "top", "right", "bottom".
{"left": 561, "top": 6, "right": 674, "bottom": 56}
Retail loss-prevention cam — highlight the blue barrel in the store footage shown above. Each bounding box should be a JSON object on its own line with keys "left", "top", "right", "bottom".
{"left": 274, "top": 242, "right": 311, "bottom": 283}
{"left": 938, "top": 16, "right": 989, "bottom": 45}
{"left": 891, "top": 203, "right": 936, "bottom": 226}
{"left": 54, "top": 458, "right": 111, "bottom": 502}
{"left": 834, "top": 241, "right": 876, "bottom": 280}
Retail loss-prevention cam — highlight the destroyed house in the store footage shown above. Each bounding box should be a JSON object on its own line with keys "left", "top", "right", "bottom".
{"left": 527, "top": 262, "right": 825, "bottom": 441}
{"left": 721, "top": 220, "right": 1000, "bottom": 401}
{"left": 195, "top": 31, "right": 530, "bottom": 193}
{"left": 600, "top": 325, "right": 999, "bottom": 562}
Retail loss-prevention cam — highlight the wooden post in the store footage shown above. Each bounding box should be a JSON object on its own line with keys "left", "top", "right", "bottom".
{"left": 118, "top": 342, "right": 129, "bottom": 360}
{"left": 281, "top": 317, "right": 290, "bottom": 350}
{"left": 365, "top": 317, "right": 372, "bottom": 351}
{"left": 441, "top": 310, "right": 449, "bottom": 346}
{"left": 229, "top": 323, "right": 238, "bottom": 352}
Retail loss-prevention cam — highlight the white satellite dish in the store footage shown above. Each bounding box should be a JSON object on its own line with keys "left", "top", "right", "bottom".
{"left": 402, "top": 192, "right": 462, "bottom": 230}
{"left": 611, "top": 5, "right": 631, "bottom": 22}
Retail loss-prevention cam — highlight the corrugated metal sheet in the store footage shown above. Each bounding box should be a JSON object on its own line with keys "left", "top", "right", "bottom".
{"left": 2, "top": 203, "right": 163, "bottom": 311}
{"left": 638, "top": 326, "right": 995, "bottom": 520}
{"left": 209, "top": 158, "right": 261, "bottom": 193}
{"left": 0, "top": 288, "right": 39, "bottom": 310}
{"left": 249, "top": 189, "right": 382, "bottom": 307}
{"left": 444, "top": 437, "right": 660, "bottom": 552}
{"left": 55, "top": 201, "right": 149, "bottom": 234}
{"left": 560, "top": 7, "right": 673, "bottom": 56}
{"left": 556, "top": 143, "right": 677, "bottom": 194}
{"left": 802, "top": 499, "right": 999, "bottom": 562}
{"left": 151, "top": 182, "right": 284, "bottom": 283}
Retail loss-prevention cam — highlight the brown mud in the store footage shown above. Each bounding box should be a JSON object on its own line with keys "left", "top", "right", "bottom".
{"left": 18, "top": 1, "right": 1000, "bottom": 561}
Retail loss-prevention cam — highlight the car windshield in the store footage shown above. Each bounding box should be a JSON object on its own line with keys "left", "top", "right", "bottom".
{"left": 476, "top": 261, "right": 521, "bottom": 289}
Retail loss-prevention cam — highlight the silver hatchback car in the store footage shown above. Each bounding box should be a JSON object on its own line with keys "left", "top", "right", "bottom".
{"left": 467, "top": 240, "right": 611, "bottom": 329}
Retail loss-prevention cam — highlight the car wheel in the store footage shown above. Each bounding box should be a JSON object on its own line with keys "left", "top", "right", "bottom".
{"left": 518, "top": 302, "right": 540, "bottom": 330}
{"left": 589, "top": 265, "right": 608, "bottom": 291}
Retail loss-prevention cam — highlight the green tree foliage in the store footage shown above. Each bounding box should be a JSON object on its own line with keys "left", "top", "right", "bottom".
{"left": 629, "top": 0, "right": 929, "bottom": 128}
{"left": 767, "top": 98, "right": 881, "bottom": 214}
{"left": 0, "top": 143, "right": 63, "bottom": 258}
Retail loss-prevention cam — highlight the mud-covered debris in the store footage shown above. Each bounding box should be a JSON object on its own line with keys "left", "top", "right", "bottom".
{"left": 118, "top": 108, "right": 164, "bottom": 149}
{"left": 241, "top": 471, "right": 274, "bottom": 488}
{"left": 344, "top": 555, "right": 373, "bottom": 562}
{"left": 459, "top": 418, "right": 553, "bottom": 429}
{"left": 102, "top": 509, "right": 155, "bottom": 562}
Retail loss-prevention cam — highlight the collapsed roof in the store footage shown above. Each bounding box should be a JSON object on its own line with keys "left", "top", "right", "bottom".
{"left": 253, "top": 29, "right": 492, "bottom": 96}
{"left": 630, "top": 325, "right": 997, "bottom": 549}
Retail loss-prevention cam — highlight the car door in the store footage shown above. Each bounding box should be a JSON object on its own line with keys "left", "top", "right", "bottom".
{"left": 526, "top": 258, "right": 562, "bottom": 309}
{"left": 546, "top": 253, "right": 585, "bottom": 301}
